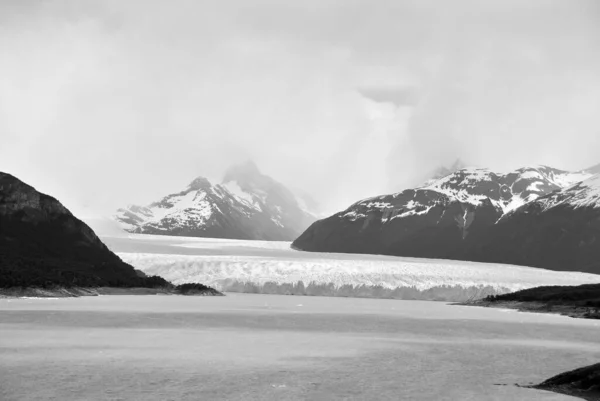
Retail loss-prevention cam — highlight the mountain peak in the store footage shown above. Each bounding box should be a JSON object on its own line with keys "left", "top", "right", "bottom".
{"left": 188, "top": 176, "right": 212, "bottom": 190}
{"left": 223, "top": 160, "right": 263, "bottom": 185}
{"left": 450, "top": 158, "right": 467, "bottom": 171}
{"left": 114, "top": 163, "right": 317, "bottom": 241}
{"left": 430, "top": 158, "right": 469, "bottom": 180}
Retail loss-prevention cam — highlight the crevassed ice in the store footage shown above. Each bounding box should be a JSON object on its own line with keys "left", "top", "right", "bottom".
{"left": 115, "top": 235, "right": 600, "bottom": 302}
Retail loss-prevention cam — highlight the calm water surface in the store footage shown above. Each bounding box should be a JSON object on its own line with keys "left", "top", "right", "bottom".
{"left": 1, "top": 293, "right": 599, "bottom": 400}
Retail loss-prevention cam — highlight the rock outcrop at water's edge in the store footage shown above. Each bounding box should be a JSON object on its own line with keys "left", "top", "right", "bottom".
{"left": 173, "top": 283, "right": 224, "bottom": 296}
{"left": 460, "top": 283, "right": 600, "bottom": 319}
{"left": 528, "top": 363, "right": 600, "bottom": 401}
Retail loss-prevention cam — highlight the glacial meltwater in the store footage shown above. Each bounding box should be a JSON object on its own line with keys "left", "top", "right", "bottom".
{"left": 1, "top": 294, "right": 598, "bottom": 400}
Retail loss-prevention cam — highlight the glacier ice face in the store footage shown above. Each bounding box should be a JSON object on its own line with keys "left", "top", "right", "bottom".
{"left": 109, "top": 234, "right": 600, "bottom": 302}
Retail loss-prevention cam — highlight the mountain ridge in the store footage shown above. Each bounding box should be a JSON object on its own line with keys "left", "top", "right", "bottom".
{"left": 293, "top": 164, "right": 600, "bottom": 274}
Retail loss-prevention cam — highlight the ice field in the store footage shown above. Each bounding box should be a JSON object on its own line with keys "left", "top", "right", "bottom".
{"left": 102, "top": 234, "right": 600, "bottom": 301}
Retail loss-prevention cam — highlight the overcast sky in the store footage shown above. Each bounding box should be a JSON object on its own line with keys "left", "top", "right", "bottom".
{"left": 1, "top": 0, "right": 599, "bottom": 216}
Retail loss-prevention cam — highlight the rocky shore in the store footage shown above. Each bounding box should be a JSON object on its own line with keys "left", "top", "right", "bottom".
{"left": 460, "top": 299, "right": 600, "bottom": 320}
{"left": 458, "top": 283, "right": 600, "bottom": 319}
{"left": 526, "top": 363, "right": 600, "bottom": 401}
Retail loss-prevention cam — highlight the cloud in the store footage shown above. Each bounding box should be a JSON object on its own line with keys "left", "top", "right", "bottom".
{"left": 1, "top": 0, "right": 599, "bottom": 216}
{"left": 357, "top": 87, "right": 419, "bottom": 107}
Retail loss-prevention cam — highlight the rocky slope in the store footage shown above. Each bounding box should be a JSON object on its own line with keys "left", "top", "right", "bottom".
{"left": 0, "top": 172, "right": 169, "bottom": 288}
{"left": 293, "top": 165, "right": 600, "bottom": 274}
{"left": 115, "top": 161, "right": 316, "bottom": 240}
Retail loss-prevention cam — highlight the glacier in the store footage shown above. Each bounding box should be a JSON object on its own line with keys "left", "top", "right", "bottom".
{"left": 105, "top": 234, "right": 600, "bottom": 302}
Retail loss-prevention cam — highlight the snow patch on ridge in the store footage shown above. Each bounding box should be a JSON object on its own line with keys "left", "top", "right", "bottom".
{"left": 539, "top": 174, "right": 600, "bottom": 210}
{"left": 222, "top": 181, "right": 262, "bottom": 211}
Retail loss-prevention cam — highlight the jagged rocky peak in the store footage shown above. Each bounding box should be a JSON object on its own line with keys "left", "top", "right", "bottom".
{"left": 187, "top": 176, "right": 212, "bottom": 191}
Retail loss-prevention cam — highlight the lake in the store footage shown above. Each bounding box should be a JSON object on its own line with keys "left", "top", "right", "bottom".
{"left": 1, "top": 294, "right": 598, "bottom": 400}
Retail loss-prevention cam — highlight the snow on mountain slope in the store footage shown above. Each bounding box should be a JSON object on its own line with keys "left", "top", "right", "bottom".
{"left": 114, "top": 162, "right": 316, "bottom": 241}
{"left": 291, "top": 188, "right": 328, "bottom": 219}
{"left": 535, "top": 173, "right": 600, "bottom": 211}
{"left": 108, "top": 234, "right": 600, "bottom": 302}
{"left": 338, "top": 165, "right": 592, "bottom": 228}
{"left": 221, "top": 181, "right": 262, "bottom": 211}
{"left": 115, "top": 177, "right": 241, "bottom": 235}
{"left": 316, "top": 165, "right": 591, "bottom": 239}
{"left": 420, "top": 165, "right": 592, "bottom": 213}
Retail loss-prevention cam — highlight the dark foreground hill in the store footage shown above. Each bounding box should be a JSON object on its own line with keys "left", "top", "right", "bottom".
{"left": 0, "top": 172, "right": 218, "bottom": 295}
{"left": 529, "top": 363, "right": 600, "bottom": 401}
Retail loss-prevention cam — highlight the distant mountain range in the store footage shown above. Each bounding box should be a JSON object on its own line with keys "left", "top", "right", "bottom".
{"left": 114, "top": 161, "right": 318, "bottom": 241}
{"left": 0, "top": 172, "right": 169, "bottom": 288}
{"left": 293, "top": 164, "right": 600, "bottom": 274}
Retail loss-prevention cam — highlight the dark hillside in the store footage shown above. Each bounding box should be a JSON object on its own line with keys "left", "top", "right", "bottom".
{"left": 0, "top": 172, "right": 169, "bottom": 288}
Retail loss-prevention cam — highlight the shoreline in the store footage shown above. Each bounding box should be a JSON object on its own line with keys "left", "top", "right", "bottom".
{"left": 456, "top": 300, "right": 600, "bottom": 320}
{"left": 0, "top": 286, "right": 224, "bottom": 298}
{"left": 521, "top": 362, "right": 600, "bottom": 401}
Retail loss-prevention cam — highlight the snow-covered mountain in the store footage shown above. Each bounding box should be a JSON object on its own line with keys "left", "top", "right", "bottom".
{"left": 532, "top": 173, "right": 600, "bottom": 211}
{"left": 115, "top": 161, "right": 316, "bottom": 241}
{"left": 293, "top": 165, "right": 600, "bottom": 274}
{"left": 420, "top": 165, "right": 590, "bottom": 213}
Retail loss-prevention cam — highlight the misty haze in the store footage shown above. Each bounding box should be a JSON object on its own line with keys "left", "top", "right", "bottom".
{"left": 1, "top": 1, "right": 599, "bottom": 400}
